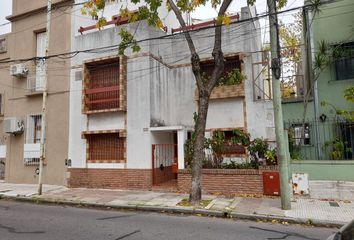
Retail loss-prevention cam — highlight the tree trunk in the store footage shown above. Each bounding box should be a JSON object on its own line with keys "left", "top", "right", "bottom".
{"left": 190, "top": 90, "right": 210, "bottom": 204}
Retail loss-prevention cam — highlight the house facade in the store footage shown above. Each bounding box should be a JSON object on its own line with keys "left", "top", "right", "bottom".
{"left": 67, "top": 2, "right": 276, "bottom": 189}
{"left": 0, "top": 0, "right": 72, "bottom": 185}
{"left": 281, "top": 0, "right": 354, "bottom": 199}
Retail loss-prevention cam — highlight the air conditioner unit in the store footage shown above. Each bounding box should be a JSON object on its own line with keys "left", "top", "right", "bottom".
{"left": 4, "top": 117, "right": 24, "bottom": 134}
{"left": 10, "top": 64, "right": 28, "bottom": 77}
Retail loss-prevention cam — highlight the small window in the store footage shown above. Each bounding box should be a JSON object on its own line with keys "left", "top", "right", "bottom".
{"left": 291, "top": 123, "right": 310, "bottom": 146}
{"left": 0, "top": 38, "right": 6, "bottom": 53}
{"left": 333, "top": 41, "right": 354, "bottom": 81}
{"left": 26, "top": 114, "right": 42, "bottom": 144}
{"left": 87, "top": 133, "right": 125, "bottom": 162}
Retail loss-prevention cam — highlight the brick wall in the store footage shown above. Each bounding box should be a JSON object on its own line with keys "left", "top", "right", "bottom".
{"left": 178, "top": 167, "right": 278, "bottom": 195}
{"left": 68, "top": 168, "right": 152, "bottom": 190}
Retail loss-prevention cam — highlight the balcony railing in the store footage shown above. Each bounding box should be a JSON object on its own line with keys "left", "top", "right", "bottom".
{"left": 26, "top": 74, "right": 45, "bottom": 94}
{"left": 84, "top": 85, "right": 120, "bottom": 112}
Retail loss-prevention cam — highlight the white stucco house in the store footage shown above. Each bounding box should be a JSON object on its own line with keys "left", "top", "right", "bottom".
{"left": 66, "top": 1, "right": 275, "bottom": 189}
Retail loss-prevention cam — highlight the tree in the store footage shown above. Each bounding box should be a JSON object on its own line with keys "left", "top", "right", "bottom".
{"left": 82, "top": 0, "right": 287, "bottom": 204}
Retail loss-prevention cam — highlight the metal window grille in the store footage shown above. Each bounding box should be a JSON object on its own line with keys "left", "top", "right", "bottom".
{"left": 200, "top": 57, "right": 242, "bottom": 80}
{"left": 87, "top": 133, "right": 124, "bottom": 161}
{"left": 85, "top": 61, "right": 120, "bottom": 111}
{"left": 24, "top": 114, "right": 42, "bottom": 165}
{"left": 333, "top": 42, "right": 354, "bottom": 81}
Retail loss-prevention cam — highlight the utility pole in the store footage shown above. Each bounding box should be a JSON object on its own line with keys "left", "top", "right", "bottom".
{"left": 267, "top": 0, "right": 291, "bottom": 210}
{"left": 38, "top": 0, "right": 51, "bottom": 195}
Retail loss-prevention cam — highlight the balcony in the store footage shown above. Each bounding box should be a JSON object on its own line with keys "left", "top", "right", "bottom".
{"left": 26, "top": 74, "right": 45, "bottom": 96}
{"left": 210, "top": 83, "right": 245, "bottom": 99}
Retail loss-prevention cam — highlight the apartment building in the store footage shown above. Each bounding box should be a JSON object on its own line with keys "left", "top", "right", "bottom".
{"left": 0, "top": 0, "right": 72, "bottom": 185}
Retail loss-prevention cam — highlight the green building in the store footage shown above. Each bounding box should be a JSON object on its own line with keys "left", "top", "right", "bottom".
{"left": 281, "top": 0, "right": 354, "bottom": 183}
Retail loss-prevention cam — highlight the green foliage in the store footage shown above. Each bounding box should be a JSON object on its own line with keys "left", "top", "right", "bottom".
{"left": 231, "top": 129, "right": 250, "bottom": 146}
{"left": 118, "top": 29, "right": 140, "bottom": 55}
{"left": 324, "top": 138, "right": 344, "bottom": 160}
{"left": 323, "top": 137, "right": 352, "bottom": 160}
{"left": 288, "top": 128, "right": 302, "bottom": 160}
{"left": 344, "top": 87, "right": 354, "bottom": 102}
{"left": 265, "top": 149, "right": 277, "bottom": 165}
{"left": 218, "top": 68, "right": 246, "bottom": 86}
{"left": 221, "top": 161, "right": 257, "bottom": 169}
{"left": 248, "top": 138, "right": 269, "bottom": 160}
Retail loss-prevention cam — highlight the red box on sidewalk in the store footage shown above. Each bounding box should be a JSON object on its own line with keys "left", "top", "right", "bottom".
{"left": 263, "top": 172, "right": 280, "bottom": 196}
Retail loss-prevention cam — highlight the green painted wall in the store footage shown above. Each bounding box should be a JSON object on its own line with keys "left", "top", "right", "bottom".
{"left": 282, "top": 0, "right": 354, "bottom": 161}
{"left": 291, "top": 160, "right": 354, "bottom": 181}
{"left": 283, "top": 0, "right": 354, "bottom": 121}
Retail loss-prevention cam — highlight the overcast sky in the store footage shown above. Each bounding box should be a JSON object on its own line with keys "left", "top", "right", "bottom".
{"left": 0, "top": 0, "right": 11, "bottom": 34}
{"left": 0, "top": 0, "right": 304, "bottom": 36}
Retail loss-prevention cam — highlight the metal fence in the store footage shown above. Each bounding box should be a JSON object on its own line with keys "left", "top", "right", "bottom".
{"left": 152, "top": 144, "right": 177, "bottom": 185}
{"left": 285, "top": 118, "right": 354, "bottom": 160}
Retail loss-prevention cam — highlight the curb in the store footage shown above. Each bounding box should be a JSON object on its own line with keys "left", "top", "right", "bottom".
{"left": 0, "top": 194, "right": 345, "bottom": 228}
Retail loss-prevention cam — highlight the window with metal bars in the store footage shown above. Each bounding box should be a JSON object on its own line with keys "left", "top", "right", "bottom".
{"left": 200, "top": 56, "right": 242, "bottom": 83}
{"left": 84, "top": 60, "right": 120, "bottom": 111}
{"left": 24, "top": 114, "right": 42, "bottom": 165}
{"left": 25, "top": 114, "right": 42, "bottom": 144}
{"left": 333, "top": 41, "right": 354, "bottom": 81}
{"left": 87, "top": 133, "right": 125, "bottom": 162}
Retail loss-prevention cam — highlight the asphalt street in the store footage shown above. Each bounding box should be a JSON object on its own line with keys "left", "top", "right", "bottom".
{"left": 0, "top": 200, "right": 337, "bottom": 240}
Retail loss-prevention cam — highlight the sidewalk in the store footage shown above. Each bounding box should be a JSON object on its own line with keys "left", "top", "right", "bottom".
{"left": 0, "top": 182, "right": 353, "bottom": 227}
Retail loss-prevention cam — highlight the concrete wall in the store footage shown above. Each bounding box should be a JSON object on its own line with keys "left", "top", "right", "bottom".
{"left": 2, "top": 4, "right": 71, "bottom": 185}
{"left": 291, "top": 160, "right": 354, "bottom": 182}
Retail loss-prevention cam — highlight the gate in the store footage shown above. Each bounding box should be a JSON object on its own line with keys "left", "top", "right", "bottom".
{"left": 152, "top": 144, "right": 178, "bottom": 185}
{"left": 0, "top": 159, "right": 5, "bottom": 180}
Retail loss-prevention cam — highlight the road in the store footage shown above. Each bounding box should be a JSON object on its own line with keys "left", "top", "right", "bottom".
{"left": 0, "top": 200, "right": 336, "bottom": 240}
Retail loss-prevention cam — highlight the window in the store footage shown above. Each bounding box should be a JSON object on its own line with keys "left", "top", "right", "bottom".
{"left": 200, "top": 56, "right": 242, "bottom": 85}
{"left": 28, "top": 32, "right": 46, "bottom": 92}
{"left": 291, "top": 123, "right": 310, "bottom": 146}
{"left": 26, "top": 114, "right": 42, "bottom": 144}
{"left": 0, "top": 38, "right": 6, "bottom": 53}
{"left": 24, "top": 114, "right": 42, "bottom": 165}
{"left": 84, "top": 59, "right": 120, "bottom": 112}
{"left": 333, "top": 41, "right": 354, "bottom": 81}
{"left": 87, "top": 133, "right": 125, "bottom": 162}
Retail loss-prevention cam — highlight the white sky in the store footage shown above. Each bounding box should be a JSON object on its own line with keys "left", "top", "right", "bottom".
{"left": 0, "top": 0, "right": 304, "bottom": 36}
{"left": 0, "top": 0, "right": 12, "bottom": 35}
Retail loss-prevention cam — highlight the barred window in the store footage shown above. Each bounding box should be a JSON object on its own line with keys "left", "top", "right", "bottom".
{"left": 87, "top": 133, "right": 124, "bottom": 162}
{"left": 84, "top": 60, "right": 120, "bottom": 111}
{"left": 333, "top": 41, "right": 354, "bottom": 81}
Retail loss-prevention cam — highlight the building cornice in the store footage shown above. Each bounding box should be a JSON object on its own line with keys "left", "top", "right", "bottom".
{"left": 6, "top": 0, "right": 74, "bottom": 22}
